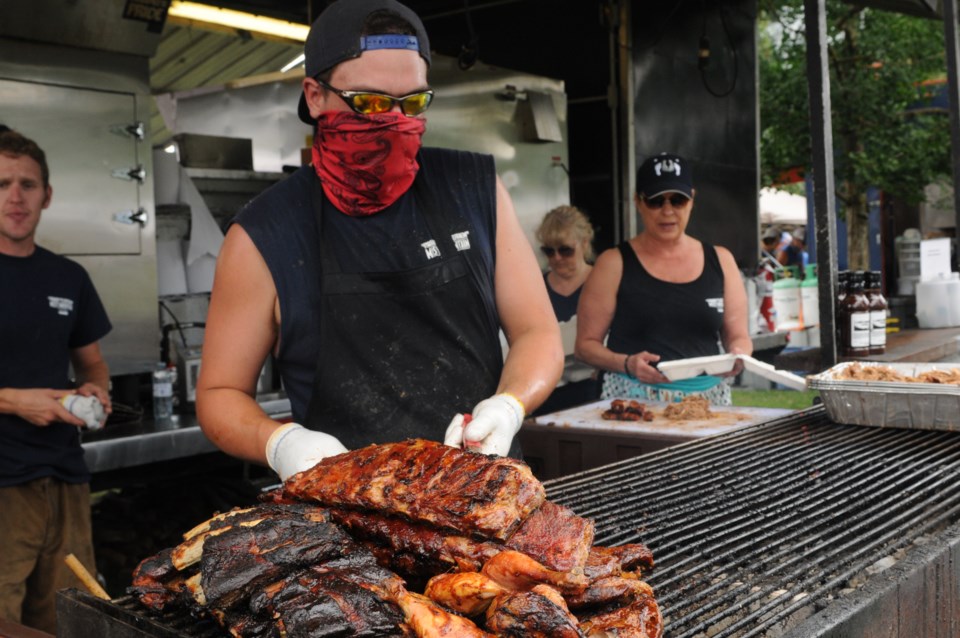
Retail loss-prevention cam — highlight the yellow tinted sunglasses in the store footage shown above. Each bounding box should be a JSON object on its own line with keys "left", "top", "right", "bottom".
{"left": 316, "top": 78, "right": 434, "bottom": 117}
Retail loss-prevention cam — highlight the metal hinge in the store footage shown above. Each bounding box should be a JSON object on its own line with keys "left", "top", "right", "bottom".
{"left": 112, "top": 165, "right": 146, "bottom": 184}
{"left": 110, "top": 121, "right": 145, "bottom": 141}
{"left": 113, "top": 208, "right": 148, "bottom": 227}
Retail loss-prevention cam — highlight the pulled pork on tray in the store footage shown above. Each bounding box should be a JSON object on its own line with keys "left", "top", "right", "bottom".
{"left": 834, "top": 362, "right": 960, "bottom": 385}
{"left": 130, "top": 439, "right": 662, "bottom": 638}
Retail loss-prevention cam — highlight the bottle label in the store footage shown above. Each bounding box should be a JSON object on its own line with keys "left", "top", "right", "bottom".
{"left": 870, "top": 310, "right": 887, "bottom": 346}
{"left": 153, "top": 381, "right": 173, "bottom": 398}
{"left": 851, "top": 312, "right": 871, "bottom": 348}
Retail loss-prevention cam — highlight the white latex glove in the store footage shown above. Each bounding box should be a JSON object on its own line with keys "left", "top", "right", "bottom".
{"left": 266, "top": 423, "right": 348, "bottom": 481}
{"left": 443, "top": 393, "right": 525, "bottom": 457}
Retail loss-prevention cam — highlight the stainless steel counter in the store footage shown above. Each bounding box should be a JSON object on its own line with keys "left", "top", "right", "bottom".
{"left": 81, "top": 397, "right": 291, "bottom": 474}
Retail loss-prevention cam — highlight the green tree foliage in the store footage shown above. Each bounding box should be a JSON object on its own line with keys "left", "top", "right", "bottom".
{"left": 759, "top": 0, "right": 950, "bottom": 267}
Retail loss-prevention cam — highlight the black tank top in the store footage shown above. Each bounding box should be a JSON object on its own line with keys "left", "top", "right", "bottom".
{"left": 607, "top": 241, "right": 725, "bottom": 362}
{"left": 233, "top": 148, "right": 498, "bottom": 422}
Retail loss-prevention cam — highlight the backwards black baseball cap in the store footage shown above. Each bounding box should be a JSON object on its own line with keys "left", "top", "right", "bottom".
{"left": 298, "top": 0, "right": 432, "bottom": 124}
{"left": 636, "top": 152, "right": 694, "bottom": 199}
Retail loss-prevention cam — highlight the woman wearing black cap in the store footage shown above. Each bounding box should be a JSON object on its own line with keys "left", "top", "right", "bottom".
{"left": 575, "top": 152, "right": 752, "bottom": 405}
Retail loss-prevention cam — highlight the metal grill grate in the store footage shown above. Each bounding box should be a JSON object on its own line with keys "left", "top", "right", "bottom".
{"left": 545, "top": 405, "right": 960, "bottom": 637}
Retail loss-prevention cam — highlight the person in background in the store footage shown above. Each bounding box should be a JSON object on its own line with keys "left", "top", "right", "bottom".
{"left": 576, "top": 152, "right": 752, "bottom": 405}
{"left": 0, "top": 129, "right": 112, "bottom": 633}
{"left": 756, "top": 226, "right": 782, "bottom": 333}
{"left": 197, "top": 0, "right": 563, "bottom": 481}
{"left": 532, "top": 205, "right": 599, "bottom": 414}
{"left": 777, "top": 226, "right": 808, "bottom": 274}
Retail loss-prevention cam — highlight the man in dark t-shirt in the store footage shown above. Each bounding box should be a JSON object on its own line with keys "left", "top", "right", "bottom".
{"left": 0, "top": 129, "right": 112, "bottom": 634}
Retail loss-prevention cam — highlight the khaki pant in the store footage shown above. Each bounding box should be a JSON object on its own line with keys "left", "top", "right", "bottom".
{"left": 0, "top": 478, "right": 96, "bottom": 634}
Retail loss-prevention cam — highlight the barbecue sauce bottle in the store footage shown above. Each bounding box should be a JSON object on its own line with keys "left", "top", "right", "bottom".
{"left": 840, "top": 271, "right": 871, "bottom": 358}
{"left": 867, "top": 271, "right": 887, "bottom": 355}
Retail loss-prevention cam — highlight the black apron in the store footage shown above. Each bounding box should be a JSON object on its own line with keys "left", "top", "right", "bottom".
{"left": 303, "top": 175, "right": 515, "bottom": 454}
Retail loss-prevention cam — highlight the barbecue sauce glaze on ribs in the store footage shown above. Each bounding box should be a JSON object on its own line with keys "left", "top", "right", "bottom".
{"left": 131, "top": 439, "right": 662, "bottom": 637}
{"left": 281, "top": 439, "right": 546, "bottom": 541}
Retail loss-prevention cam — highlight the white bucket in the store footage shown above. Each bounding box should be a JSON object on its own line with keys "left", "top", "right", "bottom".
{"left": 916, "top": 273, "right": 960, "bottom": 328}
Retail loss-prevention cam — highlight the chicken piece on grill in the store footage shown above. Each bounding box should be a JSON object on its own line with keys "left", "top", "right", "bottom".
{"left": 246, "top": 564, "right": 408, "bottom": 637}
{"left": 395, "top": 591, "right": 495, "bottom": 637}
{"left": 564, "top": 576, "right": 654, "bottom": 611}
{"left": 423, "top": 572, "right": 506, "bottom": 616}
{"left": 198, "top": 512, "right": 359, "bottom": 610}
{"left": 281, "top": 439, "right": 545, "bottom": 541}
{"left": 578, "top": 594, "right": 663, "bottom": 638}
{"left": 485, "top": 584, "right": 582, "bottom": 638}
{"left": 482, "top": 550, "right": 589, "bottom": 594}
{"left": 583, "top": 544, "right": 655, "bottom": 581}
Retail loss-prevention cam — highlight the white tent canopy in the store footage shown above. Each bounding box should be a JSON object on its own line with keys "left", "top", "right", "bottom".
{"left": 760, "top": 187, "right": 808, "bottom": 226}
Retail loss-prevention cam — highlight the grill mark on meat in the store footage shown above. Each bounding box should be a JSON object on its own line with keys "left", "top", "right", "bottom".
{"left": 282, "top": 439, "right": 545, "bottom": 540}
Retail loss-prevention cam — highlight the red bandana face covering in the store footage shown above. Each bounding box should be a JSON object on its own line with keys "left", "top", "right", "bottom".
{"left": 312, "top": 111, "right": 426, "bottom": 216}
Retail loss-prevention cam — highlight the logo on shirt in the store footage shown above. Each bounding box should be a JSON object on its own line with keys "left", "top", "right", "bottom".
{"left": 421, "top": 239, "right": 441, "bottom": 260}
{"left": 49, "top": 296, "right": 74, "bottom": 316}
{"left": 706, "top": 297, "right": 724, "bottom": 313}
{"left": 451, "top": 231, "right": 471, "bottom": 252}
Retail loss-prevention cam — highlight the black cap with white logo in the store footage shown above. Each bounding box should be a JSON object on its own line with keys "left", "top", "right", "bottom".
{"left": 636, "top": 153, "right": 694, "bottom": 199}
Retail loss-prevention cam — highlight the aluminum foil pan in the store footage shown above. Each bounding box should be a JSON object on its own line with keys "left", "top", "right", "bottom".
{"left": 807, "top": 361, "right": 960, "bottom": 431}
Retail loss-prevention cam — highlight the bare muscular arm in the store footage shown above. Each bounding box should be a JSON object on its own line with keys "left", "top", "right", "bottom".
{"left": 493, "top": 177, "right": 563, "bottom": 414}
{"left": 196, "top": 225, "right": 282, "bottom": 465}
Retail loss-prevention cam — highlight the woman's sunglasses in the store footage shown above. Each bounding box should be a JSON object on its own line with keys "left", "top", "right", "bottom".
{"left": 316, "top": 78, "right": 434, "bottom": 117}
{"left": 541, "top": 245, "right": 575, "bottom": 258}
{"left": 644, "top": 194, "right": 691, "bottom": 209}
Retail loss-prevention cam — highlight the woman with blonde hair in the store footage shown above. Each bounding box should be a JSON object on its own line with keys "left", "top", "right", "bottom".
{"left": 534, "top": 205, "right": 599, "bottom": 413}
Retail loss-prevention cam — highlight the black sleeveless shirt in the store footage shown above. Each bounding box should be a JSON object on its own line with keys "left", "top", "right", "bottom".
{"left": 607, "top": 241, "right": 726, "bottom": 362}
{"left": 233, "top": 148, "right": 499, "bottom": 423}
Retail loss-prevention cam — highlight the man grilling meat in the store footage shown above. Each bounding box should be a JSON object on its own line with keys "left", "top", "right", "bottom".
{"left": 196, "top": 0, "right": 563, "bottom": 480}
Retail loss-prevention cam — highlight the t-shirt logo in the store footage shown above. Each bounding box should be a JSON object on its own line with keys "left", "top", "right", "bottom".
{"left": 421, "top": 239, "right": 441, "bottom": 260}
{"left": 452, "top": 231, "right": 471, "bottom": 251}
{"left": 49, "top": 296, "right": 74, "bottom": 316}
{"left": 706, "top": 297, "right": 724, "bottom": 313}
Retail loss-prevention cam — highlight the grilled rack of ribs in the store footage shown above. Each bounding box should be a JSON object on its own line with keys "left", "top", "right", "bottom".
{"left": 328, "top": 499, "right": 594, "bottom": 585}
{"left": 281, "top": 439, "right": 545, "bottom": 540}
